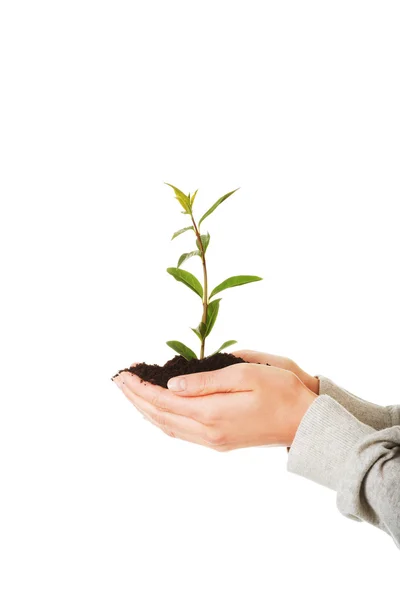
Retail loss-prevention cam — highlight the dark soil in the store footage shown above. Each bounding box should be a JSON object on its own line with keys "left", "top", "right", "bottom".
{"left": 111, "top": 352, "right": 270, "bottom": 389}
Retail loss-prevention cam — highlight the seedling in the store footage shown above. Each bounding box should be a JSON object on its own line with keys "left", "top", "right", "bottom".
{"left": 111, "top": 183, "right": 264, "bottom": 388}
{"left": 165, "top": 183, "right": 263, "bottom": 361}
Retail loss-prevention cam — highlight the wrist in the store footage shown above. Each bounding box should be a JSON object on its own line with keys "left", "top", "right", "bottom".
{"left": 286, "top": 381, "right": 317, "bottom": 447}
{"left": 287, "top": 361, "right": 320, "bottom": 395}
{"left": 299, "top": 369, "right": 320, "bottom": 395}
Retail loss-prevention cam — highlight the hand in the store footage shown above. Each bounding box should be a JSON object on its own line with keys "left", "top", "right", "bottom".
{"left": 230, "top": 349, "right": 320, "bottom": 395}
{"left": 113, "top": 360, "right": 317, "bottom": 452}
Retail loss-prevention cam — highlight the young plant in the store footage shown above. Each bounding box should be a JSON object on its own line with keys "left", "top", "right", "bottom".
{"left": 165, "top": 183, "right": 262, "bottom": 361}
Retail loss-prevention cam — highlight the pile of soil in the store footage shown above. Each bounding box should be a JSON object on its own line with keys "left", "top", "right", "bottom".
{"left": 111, "top": 352, "right": 270, "bottom": 389}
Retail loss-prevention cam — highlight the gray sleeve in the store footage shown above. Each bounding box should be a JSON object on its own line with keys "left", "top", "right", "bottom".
{"left": 315, "top": 374, "right": 400, "bottom": 428}
{"left": 287, "top": 394, "right": 400, "bottom": 549}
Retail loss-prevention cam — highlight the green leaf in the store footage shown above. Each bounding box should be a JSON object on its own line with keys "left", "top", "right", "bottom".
{"left": 171, "top": 226, "right": 194, "bottom": 241}
{"left": 190, "top": 189, "right": 198, "bottom": 207}
{"left": 192, "top": 301, "right": 220, "bottom": 342}
{"left": 191, "top": 328, "right": 202, "bottom": 341}
{"left": 204, "top": 298, "right": 221, "bottom": 338}
{"left": 164, "top": 182, "right": 191, "bottom": 213}
{"left": 209, "top": 275, "right": 262, "bottom": 299}
{"left": 210, "top": 340, "right": 238, "bottom": 355}
{"left": 196, "top": 232, "right": 210, "bottom": 253}
{"left": 166, "top": 341, "right": 197, "bottom": 361}
{"left": 198, "top": 188, "right": 240, "bottom": 227}
{"left": 191, "top": 321, "right": 207, "bottom": 341}
{"left": 177, "top": 250, "right": 201, "bottom": 268}
{"left": 167, "top": 267, "right": 204, "bottom": 298}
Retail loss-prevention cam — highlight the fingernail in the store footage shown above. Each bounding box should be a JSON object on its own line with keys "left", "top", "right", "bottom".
{"left": 167, "top": 377, "right": 186, "bottom": 391}
{"left": 114, "top": 375, "right": 124, "bottom": 389}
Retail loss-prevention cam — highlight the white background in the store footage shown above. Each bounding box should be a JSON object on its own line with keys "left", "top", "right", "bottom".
{"left": 1, "top": 1, "right": 399, "bottom": 598}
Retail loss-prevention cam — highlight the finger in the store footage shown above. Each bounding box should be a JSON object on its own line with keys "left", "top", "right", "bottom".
{"left": 132, "top": 399, "right": 208, "bottom": 446}
{"left": 152, "top": 417, "right": 230, "bottom": 451}
{"left": 231, "top": 349, "right": 288, "bottom": 369}
{"left": 158, "top": 427, "right": 217, "bottom": 449}
{"left": 128, "top": 393, "right": 268, "bottom": 453}
{"left": 119, "top": 381, "right": 209, "bottom": 439}
{"left": 230, "top": 349, "right": 269, "bottom": 363}
{"left": 116, "top": 371, "right": 205, "bottom": 420}
{"left": 139, "top": 407, "right": 223, "bottom": 449}
{"left": 166, "top": 362, "right": 256, "bottom": 396}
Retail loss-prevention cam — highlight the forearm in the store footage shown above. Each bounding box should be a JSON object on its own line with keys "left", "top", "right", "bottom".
{"left": 287, "top": 394, "right": 400, "bottom": 548}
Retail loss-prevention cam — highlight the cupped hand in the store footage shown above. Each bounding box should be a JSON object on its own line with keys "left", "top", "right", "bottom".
{"left": 113, "top": 359, "right": 317, "bottom": 452}
{"left": 230, "top": 349, "right": 320, "bottom": 395}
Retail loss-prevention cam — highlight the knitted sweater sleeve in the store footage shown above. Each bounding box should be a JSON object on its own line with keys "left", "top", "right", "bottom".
{"left": 315, "top": 374, "right": 400, "bottom": 428}
{"left": 287, "top": 383, "right": 400, "bottom": 549}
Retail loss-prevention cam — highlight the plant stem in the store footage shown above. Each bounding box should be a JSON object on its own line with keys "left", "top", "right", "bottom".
{"left": 191, "top": 214, "right": 208, "bottom": 359}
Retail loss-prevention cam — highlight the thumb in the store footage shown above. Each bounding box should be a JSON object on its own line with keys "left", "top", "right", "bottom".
{"left": 166, "top": 363, "right": 254, "bottom": 396}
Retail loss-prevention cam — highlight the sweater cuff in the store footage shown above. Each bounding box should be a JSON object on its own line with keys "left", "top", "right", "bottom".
{"left": 315, "top": 374, "right": 391, "bottom": 430}
{"left": 287, "top": 394, "right": 375, "bottom": 490}
{"left": 388, "top": 404, "right": 400, "bottom": 426}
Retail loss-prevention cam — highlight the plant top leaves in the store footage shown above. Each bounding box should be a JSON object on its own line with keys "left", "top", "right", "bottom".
{"left": 198, "top": 188, "right": 240, "bottom": 227}
{"left": 164, "top": 182, "right": 191, "bottom": 213}
{"left": 190, "top": 189, "right": 198, "bottom": 207}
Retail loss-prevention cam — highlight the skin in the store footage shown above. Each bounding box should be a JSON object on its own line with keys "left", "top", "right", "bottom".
{"left": 112, "top": 349, "right": 320, "bottom": 452}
